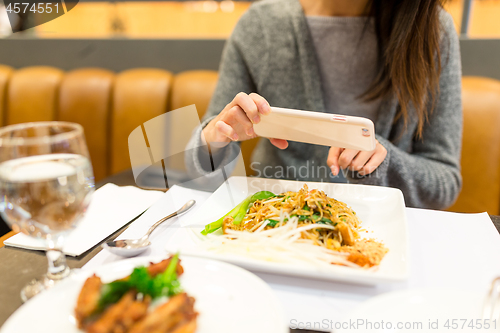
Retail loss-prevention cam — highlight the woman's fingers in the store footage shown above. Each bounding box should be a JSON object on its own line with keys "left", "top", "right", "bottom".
{"left": 215, "top": 120, "right": 238, "bottom": 141}
{"left": 359, "top": 143, "right": 387, "bottom": 176}
{"left": 270, "top": 138, "right": 288, "bottom": 149}
{"left": 327, "top": 147, "right": 343, "bottom": 175}
{"left": 204, "top": 92, "right": 272, "bottom": 148}
{"left": 338, "top": 149, "right": 359, "bottom": 170}
{"left": 231, "top": 92, "right": 260, "bottom": 124}
{"left": 231, "top": 92, "right": 271, "bottom": 125}
{"left": 349, "top": 150, "right": 373, "bottom": 172}
{"left": 215, "top": 105, "right": 256, "bottom": 142}
{"left": 208, "top": 92, "right": 289, "bottom": 150}
{"left": 327, "top": 141, "right": 387, "bottom": 176}
{"left": 227, "top": 106, "right": 256, "bottom": 138}
{"left": 249, "top": 93, "right": 271, "bottom": 116}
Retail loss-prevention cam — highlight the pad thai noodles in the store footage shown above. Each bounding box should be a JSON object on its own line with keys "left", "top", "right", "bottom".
{"left": 201, "top": 185, "right": 388, "bottom": 268}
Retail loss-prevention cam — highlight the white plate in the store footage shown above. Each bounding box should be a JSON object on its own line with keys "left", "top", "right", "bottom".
{"left": 338, "top": 288, "right": 492, "bottom": 333}
{"left": 166, "top": 176, "right": 409, "bottom": 285}
{"left": 0, "top": 256, "right": 288, "bottom": 333}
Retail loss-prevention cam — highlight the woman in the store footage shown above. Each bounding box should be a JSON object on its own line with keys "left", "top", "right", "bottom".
{"left": 186, "top": 0, "right": 462, "bottom": 209}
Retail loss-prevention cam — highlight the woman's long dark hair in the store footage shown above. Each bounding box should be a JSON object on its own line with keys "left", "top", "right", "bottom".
{"left": 364, "top": 0, "right": 444, "bottom": 138}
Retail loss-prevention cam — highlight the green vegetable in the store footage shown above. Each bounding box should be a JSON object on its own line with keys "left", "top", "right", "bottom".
{"left": 316, "top": 218, "right": 337, "bottom": 226}
{"left": 201, "top": 191, "right": 275, "bottom": 235}
{"left": 129, "top": 267, "right": 154, "bottom": 296}
{"left": 201, "top": 201, "right": 243, "bottom": 235}
{"left": 97, "top": 254, "right": 182, "bottom": 311}
{"left": 296, "top": 214, "right": 336, "bottom": 226}
{"left": 153, "top": 253, "right": 182, "bottom": 297}
{"left": 249, "top": 191, "right": 276, "bottom": 201}
{"left": 266, "top": 219, "right": 280, "bottom": 227}
{"left": 98, "top": 280, "right": 130, "bottom": 311}
{"left": 297, "top": 213, "right": 317, "bottom": 221}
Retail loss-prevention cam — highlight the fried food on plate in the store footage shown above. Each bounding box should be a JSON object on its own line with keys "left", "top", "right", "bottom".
{"left": 74, "top": 254, "right": 197, "bottom": 333}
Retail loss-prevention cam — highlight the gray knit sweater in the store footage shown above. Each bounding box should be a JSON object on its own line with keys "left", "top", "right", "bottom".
{"left": 186, "top": 0, "right": 463, "bottom": 209}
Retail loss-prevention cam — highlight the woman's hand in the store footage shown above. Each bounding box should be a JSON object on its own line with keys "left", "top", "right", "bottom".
{"left": 327, "top": 140, "right": 387, "bottom": 176}
{"left": 202, "top": 92, "right": 288, "bottom": 150}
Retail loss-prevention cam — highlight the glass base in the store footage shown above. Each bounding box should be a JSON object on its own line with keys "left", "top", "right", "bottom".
{"left": 20, "top": 267, "right": 77, "bottom": 303}
{"left": 20, "top": 279, "right": 45, "bottom": 303}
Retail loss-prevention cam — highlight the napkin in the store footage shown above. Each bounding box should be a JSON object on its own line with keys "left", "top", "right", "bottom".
{"left": 83, "top": 185, "right": 213, "bottom": 268}
{"left": 4, "top": 183, "right": 164, "bottom": 256}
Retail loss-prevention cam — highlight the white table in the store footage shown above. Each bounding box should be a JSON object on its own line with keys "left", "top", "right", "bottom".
{"left": 83, "top": 185, "right": 500, "bottom": 332}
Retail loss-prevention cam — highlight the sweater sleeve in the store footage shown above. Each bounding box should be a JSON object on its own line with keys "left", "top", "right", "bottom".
{"left": 346, "top": 11, "right": 463, "bottom": 209}
{"left": 185, "top": 6, "right": 266, "bottom": 178}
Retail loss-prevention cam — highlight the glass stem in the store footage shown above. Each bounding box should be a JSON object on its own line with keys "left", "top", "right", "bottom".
{"left": 47, "top": 249, "right": 69, "bottom": 280}
{"left": 46, "top": 249, "right": 70, "bottom": 280}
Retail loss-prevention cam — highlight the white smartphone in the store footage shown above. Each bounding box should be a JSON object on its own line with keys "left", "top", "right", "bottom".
{"left": 253, "top": 107, "right": 376, "bottom": 151}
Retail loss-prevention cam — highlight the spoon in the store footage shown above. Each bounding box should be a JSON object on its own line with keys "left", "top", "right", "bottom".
{"left": 103, "top": 200, "right": 196, "bottom": 257}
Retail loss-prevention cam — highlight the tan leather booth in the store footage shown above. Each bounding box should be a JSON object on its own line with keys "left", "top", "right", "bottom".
{"left": 59, "top": 68, "right": 114, "bottom": 181}
{"left": 0, "top": 65, "right": 13, "bottom": 128}
{"left": 448, "top": 77, "right": 500, "bottom": 215}
{"left": 111, "top": 69, "right": 174, "bottom": 175}
{"left": 7, "top": 66, "right": 63, "bottom": 125}
{"left": 0, "top": 66, "right": 499, "bottom": 214}
{"left": 170, "top": 70, "right": 218, "bottom": 119}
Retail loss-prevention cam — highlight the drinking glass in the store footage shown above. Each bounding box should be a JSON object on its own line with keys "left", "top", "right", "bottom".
{"left": 0, "top": 122, "right": 94, "bottom": 301}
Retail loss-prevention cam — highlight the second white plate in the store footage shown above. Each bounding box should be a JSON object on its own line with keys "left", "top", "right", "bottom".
{"left": 0, "top": 256, "right": 288, "bottom": 333}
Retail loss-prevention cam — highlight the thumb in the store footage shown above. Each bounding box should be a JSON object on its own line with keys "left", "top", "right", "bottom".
{"left": 270, "top": 138, "right": 288, "bottom": 150}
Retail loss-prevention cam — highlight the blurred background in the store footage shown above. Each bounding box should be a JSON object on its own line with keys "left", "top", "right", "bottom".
{"left": 0, "top": 0, "right": 498, "bottom": 77}
{"left": 0, "top": 0, "right": 498, "bottom": 38}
